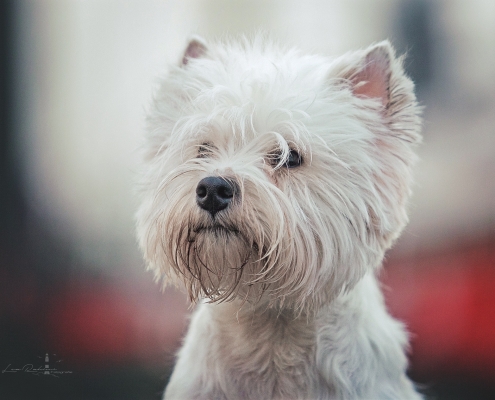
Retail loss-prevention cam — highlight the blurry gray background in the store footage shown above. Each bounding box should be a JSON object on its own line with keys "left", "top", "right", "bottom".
{"left": 1, "top": 1, "right": 494, "bottom": 399}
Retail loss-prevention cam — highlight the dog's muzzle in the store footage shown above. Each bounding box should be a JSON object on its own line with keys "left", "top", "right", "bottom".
{"left": 196, "top": 176, "right": 237, "bottom": 217}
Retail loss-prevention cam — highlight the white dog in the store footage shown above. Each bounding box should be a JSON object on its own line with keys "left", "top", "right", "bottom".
{"left": 136, "top": 35, "right": 423, "bottom": 399}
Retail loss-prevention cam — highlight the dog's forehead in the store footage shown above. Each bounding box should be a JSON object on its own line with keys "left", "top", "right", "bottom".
{"left": 179, "top": 46, "right": 343, "bottom": 145}
{"left": 205, "top": 46, "right": 331, "bottom": 101}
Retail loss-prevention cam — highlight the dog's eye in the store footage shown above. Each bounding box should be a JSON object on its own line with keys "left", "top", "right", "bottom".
{"left": 285, "top": 149, "right": 303, "bottom": 168}
{"left": 198, "top": 142, "right": 213, "bottom": 158}
{"left": 269, "top": 149, "right": 303, "bottom": 169}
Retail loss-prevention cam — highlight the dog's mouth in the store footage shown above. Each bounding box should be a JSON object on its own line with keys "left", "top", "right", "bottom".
{"left": 192, "top": 224, "right": 239, "bottom": 238}
{"left": 189, "top": 223, "right": 263, "bottom": 259}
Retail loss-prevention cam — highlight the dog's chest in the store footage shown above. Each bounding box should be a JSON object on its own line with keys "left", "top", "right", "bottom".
{"left": 210, "top": 306, "right": 329, "bottom": 399}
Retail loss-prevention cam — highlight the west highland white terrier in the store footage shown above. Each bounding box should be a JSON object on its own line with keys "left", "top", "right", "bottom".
{"left": 136, "top": 35, "right": 423, "bottom": 399}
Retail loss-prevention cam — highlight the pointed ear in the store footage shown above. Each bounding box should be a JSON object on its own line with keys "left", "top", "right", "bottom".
{"left": 331, "top": 41, "right": 399, "bottom": 109}
{"left": 331, "top": 39, "right": 422, "bottom": 140}
{"left": 181, "top": 35, "right": 207, "bottom": 66}
{"left": 351, "top": 42, "right": 392, "bottom": 107}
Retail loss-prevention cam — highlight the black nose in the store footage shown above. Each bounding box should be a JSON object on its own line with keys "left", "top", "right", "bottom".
{"left": 196, "top": 176, "right": 236, "bottom": 217}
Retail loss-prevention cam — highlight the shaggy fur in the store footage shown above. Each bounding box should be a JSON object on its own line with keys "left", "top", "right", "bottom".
{"left": 136, "top": 35, "right": 422, "bottom": 399}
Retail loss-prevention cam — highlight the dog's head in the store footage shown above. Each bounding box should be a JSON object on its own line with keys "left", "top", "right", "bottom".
{"left": 136, "top": 36, "right": 421, "bottom": 311}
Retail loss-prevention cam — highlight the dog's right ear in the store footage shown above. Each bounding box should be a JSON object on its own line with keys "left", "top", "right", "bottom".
{"left": 181, "top": 36, "right": 208, "bottom": 66}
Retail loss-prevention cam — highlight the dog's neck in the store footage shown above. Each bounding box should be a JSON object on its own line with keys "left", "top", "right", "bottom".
{"left": 203, "top": 272, "right": 383, "bottom": 354}
{"left": 207, "top": 271, "right": 376, "bottom": 323}
{"left": 211, "top": 298, "right": 317, "bottom": 334}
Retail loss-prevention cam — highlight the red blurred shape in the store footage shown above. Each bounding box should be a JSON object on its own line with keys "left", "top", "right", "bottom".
{"left": 45, "top": 278, "right": 188, "bottom": 366}
{"left": 384, "top": 235, "right": 495, "bottom": 379}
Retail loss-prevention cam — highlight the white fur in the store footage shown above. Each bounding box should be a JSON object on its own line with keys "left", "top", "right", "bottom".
{"left": 136, "top": 35, "right": 422, "bottom": 399}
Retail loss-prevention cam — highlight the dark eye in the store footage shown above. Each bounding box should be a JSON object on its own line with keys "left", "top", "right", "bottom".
{"left": 285, "top": 149, "right": 302, "bottom": 168}
{"left": 269, "top": 149, "right": 303, "bottom": 169}
{"left": 198, "top": 142, "right": 213, "bottom": 158}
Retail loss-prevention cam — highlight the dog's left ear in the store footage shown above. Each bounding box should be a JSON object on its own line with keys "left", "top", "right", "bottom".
{"left": 333, "top": 41, "right": 413, "bottom": 113}
{"left": 181, "top": 35, "right": 208, "bottom": 66}
{"left": 333, "top": 41, "right": 421, "bottom": 144}
{"left": 350, "top": 42, "right": 392, "bottom": 108}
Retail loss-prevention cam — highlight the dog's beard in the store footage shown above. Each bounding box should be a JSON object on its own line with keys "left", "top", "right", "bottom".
{"left": 147, "top": 170, "right": 324, "bottom": 308}
{"left": 174, "top": 223, "right": 258, "bottom": 303}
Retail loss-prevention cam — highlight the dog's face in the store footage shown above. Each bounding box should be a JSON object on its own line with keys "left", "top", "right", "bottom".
{"left": 137, "top": 36, "right": 421, "bottom": 311}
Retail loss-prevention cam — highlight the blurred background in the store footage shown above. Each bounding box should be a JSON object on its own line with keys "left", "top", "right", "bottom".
{"left": 0, "top": 0, "right": 494, "bottom": 399}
